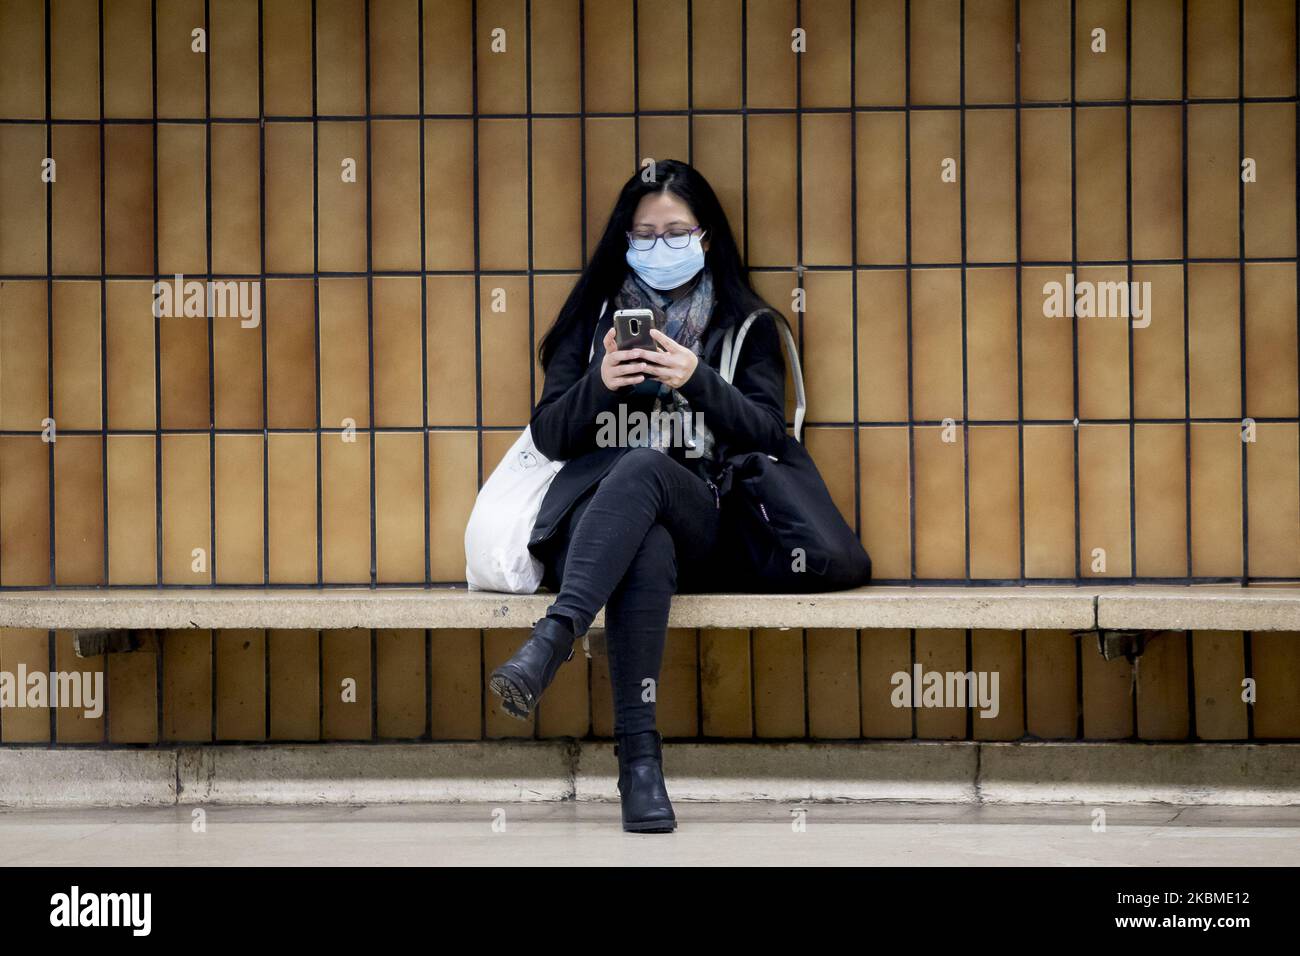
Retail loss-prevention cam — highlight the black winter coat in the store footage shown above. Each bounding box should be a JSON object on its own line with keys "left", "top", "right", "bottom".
{"left": 526, "top": 295, "right": 789, "bottom": 565}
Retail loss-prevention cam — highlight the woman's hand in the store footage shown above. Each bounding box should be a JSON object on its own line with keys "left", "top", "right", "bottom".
{"left": 639, "top": 327, "right": 699, "bottom": 389}
{"left": 599, "top": 327, "right": 649, "bottom": 391}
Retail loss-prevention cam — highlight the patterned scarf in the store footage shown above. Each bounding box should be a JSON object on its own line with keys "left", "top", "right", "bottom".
{"left": 612, "top": 265, "right": 717, "bottom": 461}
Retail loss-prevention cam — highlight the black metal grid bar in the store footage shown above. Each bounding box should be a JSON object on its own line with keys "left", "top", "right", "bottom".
{"left": 1070, "top": 0, "right": 1081, "bottom": 582}
{"left": 959, "top": 0, "right": 973, "bottom": 741}
{"left": 97, "top": 0, "right": 112, "bottom": 744}
{"left": 1015, "top": 0, "right": 1026, "bottom": 583}
{"left": 471, "top": 0, "right": 486, "bottom": 743}
{"left": 204, "top": 0, "right": 218, "bottom": 740}
{"left": 12, "top": 251, "right": 1300, "bottom": 283}
{"left": 44, "top": 0, "right": 54, "bottom": 590}
{"left": 904, "top": 0, "right": 916, "bottom": 583}
{"left": 259, "top": 0, "right": 271, "bottom": 740}
{"left": 1182, "top": 0, "right": 1193, "bottom": 585}
{"left": 204, "top": 0, "right": 215, "bottom": 587}
{"left": 794, "top": 0, "right": 807, "bottom": 743}
{"left": 98, "top": 0, "right": 108, "bottom": 588}
{"left": 524, "top": 0, "right": 536, "bottom": 448}
{"left": 1238, "top": 0, "right": 1250, "bottom": 589}
{"left": 9, "top": 92, "right": 1300, "bottom": 126}
{"left": 364, "top": 0, "right": 377, "bottom": 588}
{"left": 848, "top": 0, "right": 863, "bottom": 738}
{"left": 312, "top": 0, "right": 323, "bottom": 588}
{"left": 1125, "top": 0, "right": 1137, "bottom": 589}
{"left": 1181, "top": 0, "right": 1196, "bottom": 740}
{"left": 904, "top": 0, "right": 917, "bottom": 738}
{"left": 686, "top": 0, "right": 694, "bottom": 166}
{"left": 7, "top": 411, "right": 1300, "bottom": 434}
{"left": 632, "top": 0, "right": 640, "bottom": 165}
{"left": 1069, "top": 0, "right": 1085, "bottom": 741}
{"left": 418, "top": 4, "right": 433, "bottom": 739}
{"left": 527, "top": 0, "right": 539, "bottom": 742}
{"left": 419, "top": 2, "right": 431, "bottom": 591}
{"left": 43, "top": 0, "right": 56, "bottom": 746}
{"left": 958, "top": 0, "right": 970, "bottom": 581}
{"left": 1238, "top": 0, "right": 1255, "bottom": 741}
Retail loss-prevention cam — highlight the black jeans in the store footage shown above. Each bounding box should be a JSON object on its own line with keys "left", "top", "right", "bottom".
{"left": 539, "top": 447, "right": 721, "bottom": 736}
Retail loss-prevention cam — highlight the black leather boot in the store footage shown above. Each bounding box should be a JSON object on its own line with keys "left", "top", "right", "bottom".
{"left": 488, "top": 616, "right": 576, "bottom": 720}
{"left": 614, "top": 729, "right": 677, "bottom": 833}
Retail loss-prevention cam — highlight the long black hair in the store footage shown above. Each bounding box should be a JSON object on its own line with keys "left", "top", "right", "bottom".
{"left": 536, "top": 158, "right": 776, "bottom": 370}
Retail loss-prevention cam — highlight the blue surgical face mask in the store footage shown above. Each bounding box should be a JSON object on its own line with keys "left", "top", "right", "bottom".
{"left": 625, "top": 231, "right": 706, "bottom": 291}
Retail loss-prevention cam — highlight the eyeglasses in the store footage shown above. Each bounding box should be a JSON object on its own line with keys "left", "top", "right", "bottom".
{"left": 626, "top": 225, "right": 706, "bottom": 251}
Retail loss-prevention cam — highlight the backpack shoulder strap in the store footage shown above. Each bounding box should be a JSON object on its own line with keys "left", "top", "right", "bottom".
{"left": 720, "top": 308, "right": 807, "bottom": 443}
{"left": 589, "top": 298, "right": 608, "bottom": 362}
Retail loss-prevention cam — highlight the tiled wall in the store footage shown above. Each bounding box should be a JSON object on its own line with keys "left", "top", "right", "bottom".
{"left": 0, "top": 0, "right": 1297, "bottom": 591}
{"left": 0, "top": 628, "right": 1297, "bottom": 742}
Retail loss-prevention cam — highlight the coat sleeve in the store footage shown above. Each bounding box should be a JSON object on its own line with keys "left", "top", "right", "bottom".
{"left": 676, "top": 310, "right": 788, "bottom": 457}
{"left": 529, "top": 307, "right": 622, "bottom": 461}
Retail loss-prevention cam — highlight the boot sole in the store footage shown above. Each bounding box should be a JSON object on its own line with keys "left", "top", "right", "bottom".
{"left": 623, "top": 819, "right": 677, "bottom": 833}
{"left": 488, "top": 670, "right": 535, "bottom": 720}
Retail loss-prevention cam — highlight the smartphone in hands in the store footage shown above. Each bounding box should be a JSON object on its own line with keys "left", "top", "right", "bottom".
{"left": 613, "top": 308, "right": 666, "bottom": 352}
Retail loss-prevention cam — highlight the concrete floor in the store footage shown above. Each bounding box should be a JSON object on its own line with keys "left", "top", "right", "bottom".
{"left": 1, "top": 802, "right": 1298, "bottom": 865}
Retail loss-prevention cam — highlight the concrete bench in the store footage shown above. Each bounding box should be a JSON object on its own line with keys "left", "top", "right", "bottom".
{"left": 2, "top": 584, "right": 1297, "bottom": 808}
{"left": 0, "top": 584, "right": 1296, "bottom": 635}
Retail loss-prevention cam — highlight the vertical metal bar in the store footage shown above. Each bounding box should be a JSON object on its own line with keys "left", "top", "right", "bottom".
{"left": 686, "top": 0, "right": 694, "bottom": 166}
{"left": 577, "top": 0, "right": 590, "bottom": 734}
{"left": 45, "top": 0, "right": 55, "bottom": 589}
{"left": 740, "top": 0, "right": 749, "bottom": 279}
{"left": 312, "top": 0, "right": 323, "bottom": 587}
{"left": 1126, "top": 0, "right": 1137, "bottom": 584}
{"left": 259, "top": 0, "right": 270, "bottom": 589}
{"left": 1015, "top": 0, "right": 1026, "bottom": 583}
{"left": 152, "top": 0, "right": 170, "bottom": 741}
{"left": 364, "top": 0, "right": 377, "bottom": 587}
{"left": 526, "top": 0, "right": 539, "bottom": 742}
{"left": 418, "top": 0, "right": 431, "bottom": 589}
{"left": 153, "top": 0, "right": 163, "bottom": 589}
{"left": 472, "top": 0, "right": 485, "bottom": 741}
{"left": 632, "top": 0, "right": 639, "bottom": 165}
{"left": 1182, "top": 0, "right": 1193, "bottom": 582}
{"left": 904, "top": 0, "right": 917, "bottom": 581}
{"left": 259, "top": 0, "right": 271, "bottom": 739}
{"left": 848, "top": 0, "right": 862, "bottom": 731}
{"left": 1070, "top": 0, "right": 1081, "bottom": 581}
{"left": 1238, "top": 0, "right": 1249, "bottom": 587}
{"left": 794, "top": 0, "right": 804, "bottom": 739}
{"left": 470, "top": 0, "right": 482, "bottom": 496}
{"left": 959, "top": 0, "right": 970, "bottom": 581}
{"left": 579, "top": 0, "right": 588, "bottom": 270}
{"left": 205, "top": 0, "right": 216, "bottom": 585}
{"left": 45, "top": 0, "right": 55, "bottom": 744}
{"left": 99, "top": 0, "right": 108, "bottom": 586}
{"left": 1238, "top": 0, "right": 1254, "bottom": 739}
{"left": 525, "top": 0, "right": 535, "bottom": 415}
{"left": 98, "top": 0, "right": 113, "bottom": 749}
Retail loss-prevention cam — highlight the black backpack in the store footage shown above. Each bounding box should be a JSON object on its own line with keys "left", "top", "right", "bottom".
{"left": 711, "top": 309, "right": 873, "bottom": 593}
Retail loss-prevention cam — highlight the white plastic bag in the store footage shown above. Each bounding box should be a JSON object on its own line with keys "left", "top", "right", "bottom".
{"left": 464, "top": 425, "right": 565, "bottom": 593}
{"left": 464, "top": 302, "right": 607, "bottom": 593}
